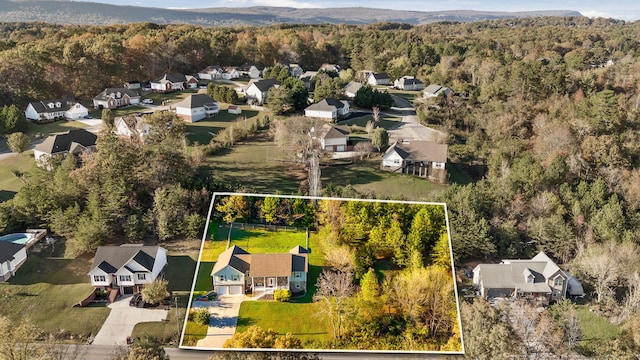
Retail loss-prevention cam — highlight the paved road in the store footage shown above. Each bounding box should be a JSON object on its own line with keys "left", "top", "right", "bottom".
{"left": 92, "top": 295, "right": 169, "bottom": 346}
{"left": 194, "top": 295, "right": 245, "bottom": 349}
{"left": 388, "top": 94, "right": 444, "bottom": 143}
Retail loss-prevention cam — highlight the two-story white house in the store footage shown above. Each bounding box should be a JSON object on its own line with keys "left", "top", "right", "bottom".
{"left": 245, "top": 79, "right": 280, "bottom": 105}
{"left": 304, "top": 98, "right": 350, "bottom": 120}
{"left": 88, "top": 245, "right": 168, "bottom": 296}
{"left": 211, "top": 245, "right": 308, "bottom": 296}
{"left": 0, "top": 242, "right": 27, "bottom": 282}
{"left": 174, "top": 94, "right": 220, "bottom": 122}
{"left": 151, "top": 73, "right": 187, "bottom": 92}
{"left": 309, "top": 123, "right": 349, "bottom": 152}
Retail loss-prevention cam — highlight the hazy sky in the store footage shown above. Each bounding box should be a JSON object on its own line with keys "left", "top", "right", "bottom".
{"left": 78, "top": 0, "right": 640, "bottom": 21}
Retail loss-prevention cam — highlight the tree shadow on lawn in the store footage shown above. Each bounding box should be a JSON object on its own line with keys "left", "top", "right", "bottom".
{"left": 9, "top": 250, "right": 91, "bottom": 285}
{"left": 234, "top": 316, "right": 257, "bottom": 328}
{"left": 291, "top": 264, "right": 324, "bottom": 304}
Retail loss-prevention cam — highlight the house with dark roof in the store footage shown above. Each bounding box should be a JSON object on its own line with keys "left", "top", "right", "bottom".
{"left": 394, "top": 76, "right": 425, "bottom": 91}
{"left": 367, "top": 72, "right": 391, "bottom": 86}
{"left": 423, "top": 84, "right": 453, "bottom": 98}
{"left": 114, "top": 114, "right": 150, "bottom": 140}
{"left": 0, "top": 241, "right": 27, "bottom": 282}
{"left": 151, "top": 73, "right": 187, "bottom": 92}
{"left": 33, "top": 128, "right": 97, "bottom": 167}
{"left": 174, "top": 94, "right": 220, "bottom": 122}
{"left": 245, "top": 78, "right": 280, "bottom": 105}
{"left": 93, "top": 88, "right": 141, "bottom": 109}
{"left": 198, "top": 65, "right": 226, "bottom": 80}
{"left": 25, "top": 99, "right": 88, "bottom": 123}
{"left": 472, "top": 252, "right": 584, "bottom": 305}
{"left": 211, "top": 245, "right": 308, "bottom": 296}
{"left": 309, "top": 123, "right": 349, "bottom": 152}
{"left": 88, "top": 245, "right": 168, "bottom": 296}
{"left": 238, "top": 62, "right": 264, "bottom": 79}
{"left": 304, "top": 98, "right": 350, "bottom": 120}
{"left": 381, "top": 140, "right": 448, "bottom": 181}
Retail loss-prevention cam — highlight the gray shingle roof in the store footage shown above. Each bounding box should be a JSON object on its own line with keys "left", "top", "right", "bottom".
{"left": 251, "top": 78, "right": 280, "bottom": 92}
{"left": 174, "top": 94, "right": 218, "bottom": 109}
{"left": 305, "top": 98, "right": 347, "bottom": 112}
{"left": 344, "top": 81, "right": 363, "bottom": 94}
{"left": 93, "top": 88, "right": 139, "bottom": 101}
{"left": 33, "top": 129, "right": 97, "bottom": 155}
{"left": 89, "top": 245, "right": 162, "bottom": 274}
{"left": 0, "top": 241, "right": 24, "bottom": 263}
{"left": 28, "top": 99, "right": 73, "bottom": 114}
{"left": 385, "top": 141, "right": 447, "bottom": 163}
{"left": 211, "top": 245, "right": 309, "bottom": 277}
{"left": 152, "top": 73, "right": 187, "bottom": 84}
{"left": 371, "top": 72, "right": 390, "bottom": 80}
{"left": 312, "top": 123, "right": 349, "bottom": 140}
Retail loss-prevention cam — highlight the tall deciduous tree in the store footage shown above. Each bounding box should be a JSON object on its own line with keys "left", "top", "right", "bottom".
{"left": 6, "top": 132, "right": 29, "bottom": 153}
{"left": 314, "top": 269, "right": 356, "bottom": 341}
{"left": 371, "top": 128, "right": 388, "bottom": 152}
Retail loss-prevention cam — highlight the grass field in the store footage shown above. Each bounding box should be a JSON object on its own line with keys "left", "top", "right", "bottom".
{"left": 186, "top": 106, "right": 261, "bottom": 144}
{"left": 575, "top": 305, "right": 621, "bottom": 355}
{"left": 0, "top": 152, "right": 35, "bottom": 201}
{"left": 205, "top": 132, "right": 306, "bottom": 194}
{"left": 321, "top": 159, "right": 447, "bottom": 200}
{"left": 338, "top": 114, "right": 402, "bottom": 132}
{"left": 27, "top": 119, "right": 88, "bottom": 137}
{"left": 0, "top": 241, "right": 110, "bottom": 339}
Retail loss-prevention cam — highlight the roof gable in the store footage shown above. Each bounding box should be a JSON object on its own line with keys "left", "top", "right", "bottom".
{"left": 33, "top": 129, "right": 97, "bottom": 155}
{"left": 174, "top": 94, "right": 218, "bottom": 109}
{"left": 385, "top": 141, "right": 447, "bottom": 163}
{"left": 89, "top": 245, "right": 162, "bottom": 275}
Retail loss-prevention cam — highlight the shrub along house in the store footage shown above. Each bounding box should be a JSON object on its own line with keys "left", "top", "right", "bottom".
{"left": 88, "top": 245, "right": 168, "bottom": 298}
{"left": 211, "top": 245, "right": 308, "bottom": 296}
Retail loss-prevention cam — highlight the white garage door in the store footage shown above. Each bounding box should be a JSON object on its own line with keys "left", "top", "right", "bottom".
{"left": 230, "top": 286, "right": 243, "bottom": 295}
{"left": 217, "top": 286, "right": 228, "bottom": 295}
{"left": 336, "top": 145, "right": 345, "bottom": 152}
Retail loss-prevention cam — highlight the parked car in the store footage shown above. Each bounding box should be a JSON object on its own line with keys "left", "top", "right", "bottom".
{"left": 142, "top": 98, "right": 153, "bottom": 104}
{"left": 129, "top": 293, "right": 142, "bottom": 307}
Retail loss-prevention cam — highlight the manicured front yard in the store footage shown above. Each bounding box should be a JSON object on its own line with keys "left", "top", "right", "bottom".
{"left": 186, "top": 106, "right": 261, "bottom": 144}
{"left": 0, "top": 152, "right": 35, "bottom": 201}
{"left": 575, "top": 305, "right": 621, "bottom": 355}
{"left": 0, "top": 243, "right": 110, "bottom": 339}
{"left": 235, "top": 301, "right": 331, "bottom": 345}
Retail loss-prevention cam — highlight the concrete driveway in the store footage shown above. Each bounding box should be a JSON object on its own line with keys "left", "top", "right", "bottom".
{"left": 92, "top": 295, "right": 169, "bottom": 346}
{"left": 195, "top": 295, "right": 246, "bottom": 349}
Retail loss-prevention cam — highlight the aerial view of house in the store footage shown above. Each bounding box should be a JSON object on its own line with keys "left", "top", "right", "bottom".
{"left": 24, "top": 99, "right": 88, "bottom": 123}
{"left": 151, "top": 73, "right": 188, "bottom": 92}
{"left": 33, "top": 128, "right": 98, "bottom": 167}
{"left": 93, "top": 87, "right": 141, "bottom": 109}
{"left": 304, "top": 98, "right": 350, "bottom": 120}
{"left": 174, "top": 93, "right": 220, "bottom": 122}
{"left": 88, "top": 244, "right": 168, "bottom": 296}
{"left": 0, "top": 241, "right": 26, "bottom": 282}
{"left": 394, "top": 76, "right": 425, "bottom": 91}
{"left": 381, "top": 140, "right": 448, "bottom": 182}
{"left": 309, "top": 123, "right": 349, "bottom": 152}
{"left": 472, "top": 251, "right": 584, "bottom": 305}
{"left": 114, "top": 114, "right": 150, "bottom": 139}
{"left": 211, "top": 245, "right": 308, "bottom": 296}
{"left": 244, "top": 78, "right": 279, "bottom": 105}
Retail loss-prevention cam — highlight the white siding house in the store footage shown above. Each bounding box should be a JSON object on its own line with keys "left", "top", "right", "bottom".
{"left": 25, "top": 100, "right": 88, "bottom": 123}
{"left": 174, "top": 94, "right": 220, "bottom": 122}
{"left": 0, "top": 242, "right": 27, "bottom": 282}
{"left": 88, "top": 245, "right": 168, "bottom": 295}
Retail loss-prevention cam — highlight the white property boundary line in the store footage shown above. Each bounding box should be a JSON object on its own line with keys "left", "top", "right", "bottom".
{"left": 180, "top": 192, "right": 465, "bottom": 356}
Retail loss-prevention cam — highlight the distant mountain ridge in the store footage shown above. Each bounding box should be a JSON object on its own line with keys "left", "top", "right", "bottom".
{"left": 0, "top": 1, "right": 583, "bottom": 26}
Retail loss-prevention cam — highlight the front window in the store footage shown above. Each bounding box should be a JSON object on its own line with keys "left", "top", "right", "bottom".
{"left": 219, "top": 275, "right": 225, "bottom": 281}
{"left": 232, "top": 275, "right": 239, "bottom": 281}
{"left": 295, "top": 272, "right": 301, "bottom": 278}
{"left": 137, "top": 273, "right": 146, "bottom": 281}
{"left": 554, "top": 277, "right": 564, "bottom": 287}
{"left": 119, "top": 275, "right": 132, "bottom": 282}
{"left": 94, "top": 275, "right": 106, "bottom": 282}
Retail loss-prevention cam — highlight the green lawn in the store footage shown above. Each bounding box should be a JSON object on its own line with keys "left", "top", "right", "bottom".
{"left": 321, "top": 159, "right": 447, "bottom": 200}
{"left": 0, "top": 242, "right": 110, "bottom": 339}
{"left": 227, "top": 227, "right": 309, "bottom": 253}
{"left": 575, "top": 305, "right": 621, "bottom": 355}
{"left": 186, "top": 106, "right": 260, "bottom": 145}
{"left": 205, "top": 132, "right": 306, "bottom": 194}
{"left": 389, "top": 89, "right": 420, "bottom": 104}
{"left": 235, "top": 301, "right": 331, "bottom": 344}
{"left": 28, "top": 119, "right": 88, "bottom": 137}
{"left": 0, "top": 152, "right": 35, "bottom": 201}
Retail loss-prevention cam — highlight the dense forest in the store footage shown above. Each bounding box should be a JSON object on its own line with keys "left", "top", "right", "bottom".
{"left": 0, "top": 16, "right": 639, "bottom": 357}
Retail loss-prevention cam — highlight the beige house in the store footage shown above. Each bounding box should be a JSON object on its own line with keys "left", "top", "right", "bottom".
{"left": 310, "top": 123, "right": 349, "bottom": 152}
{"left": 211, "top": 245, "right": 308, "bottom": 296}
{"left": 33, "top": 128, "right": 97, "bottom": 168}
{"left": 381, "top": 140, "right": 447, "bottom": 181}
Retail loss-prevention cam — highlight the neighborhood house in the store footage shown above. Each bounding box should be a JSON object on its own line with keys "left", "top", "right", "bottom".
{"left": 93, "top": 88, "right": 141, "bottom": 109}
{"left": 381, "top": 140, "right": 448, "bottom": 181}
{"left": 423, "top": 84, "right": 453, "bottom": 98}
{"left": 211, "top": 245, "right": 309, "bottom": 296}
{"left": 472, "top": 251, "right": 584, "bottom": 305}
{"left": 394, "top": 76, "right": 425, "bottom": 91}
{"left": 367, "top": 72, "right": 391, "bottom": 86}
{"left": 310, "top": 123, "right": 349, "bottom": 152}
{"left": 151, "top": 73, "right": 189, "bottom": 92}
{"left": 25, "top": 99, "right": 89, "bottom": 123}
{"left": 0, "top": 241, "right": 27, "bottom": 282}
{"left": 88, "top": 244, "right": 168, "bottom": 296}
{"left": 33, "top": 128, "right": 97, "bottom": 167}
{"left": 174, "top": 94, "right": 220, "bottom": 122}
{"left": 245, "top": 78, "right": 280, "bottom": 105}
{"left": 304, "top": 98, "right": 350, "bottom": 120}
{"left": 114, "top": 114, "right": 150, "bottom": 140}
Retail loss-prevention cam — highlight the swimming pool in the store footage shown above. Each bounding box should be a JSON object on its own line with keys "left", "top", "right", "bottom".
{"left": 0, "top": 233, "right": 32, "bottom": 245}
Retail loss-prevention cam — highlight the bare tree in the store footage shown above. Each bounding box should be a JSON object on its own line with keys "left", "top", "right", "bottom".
{"left": 573, "top": 241, "right": 621, "bottom": 303}
{"left": 307, "top": 150, "right": 321, "bottom": 197}
{"left": 372, "top": 106, "right": 380, "bottom": 124}
{"left": 323, "top": 245, "right": 355, "bottom": 273}
{"left": 353, "top": 141, "right": 373, "bottom": 160}
{"left": 313, "top": 270, "right": 356, "bottom": 341}
{"left": 365, "top": 120, "right": 375, "bottom": 134}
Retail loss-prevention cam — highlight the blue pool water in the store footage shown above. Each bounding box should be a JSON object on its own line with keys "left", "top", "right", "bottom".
{"left": 0, "top": 233, "right": 31, "bottom": 245}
